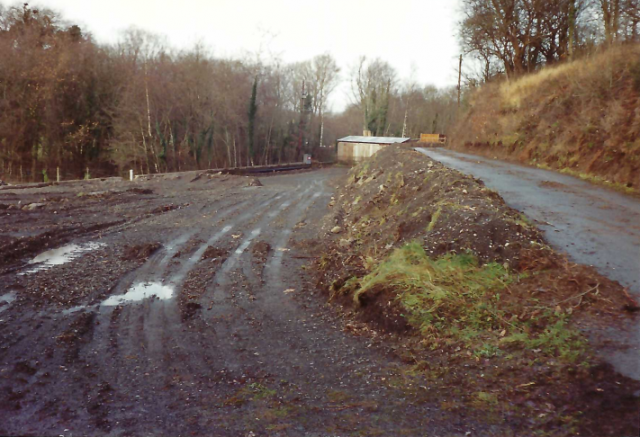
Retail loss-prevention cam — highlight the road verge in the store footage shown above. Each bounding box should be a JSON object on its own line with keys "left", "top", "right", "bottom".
{"left": 312, "top": 145, "right": 639, "bottom": 436}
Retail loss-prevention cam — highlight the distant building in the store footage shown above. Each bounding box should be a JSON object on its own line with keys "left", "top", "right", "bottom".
{"left": 419, "top": 133, "right": 447, "bottom": 144}
{"left": 336, "top": 136, "right": 411, "bottom": 162}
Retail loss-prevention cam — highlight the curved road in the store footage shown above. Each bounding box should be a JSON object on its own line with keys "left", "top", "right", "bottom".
{"left": 417, "top": 148, "right": 640, "bottom": 380}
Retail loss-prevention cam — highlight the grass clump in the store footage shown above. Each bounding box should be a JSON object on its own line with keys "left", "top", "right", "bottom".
{"left": 352, "top": 242, "right": 587, "bottom": 361}
{"left": 426, "top": 207, "right": 442, "bottom": 232}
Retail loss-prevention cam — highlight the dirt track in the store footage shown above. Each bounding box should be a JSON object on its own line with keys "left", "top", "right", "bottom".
{"left": 416, "top": 147, "right": 640, "bottom": 381}
{"left": 0, "top": 169, "right": 514, "bottom": 436}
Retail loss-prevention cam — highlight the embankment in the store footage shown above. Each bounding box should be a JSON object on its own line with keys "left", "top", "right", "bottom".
{"left": 451, "top": 45, "right": 640, "bottom": 192}
{"left": 313, "top": 146, "right": 639, "bottom": 436}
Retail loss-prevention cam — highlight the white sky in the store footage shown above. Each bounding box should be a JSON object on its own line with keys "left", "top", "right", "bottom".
{"left": 25, "top": 0, "right": 462, "bottom": 112}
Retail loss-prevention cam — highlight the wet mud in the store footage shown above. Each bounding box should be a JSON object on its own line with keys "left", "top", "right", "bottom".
{"left": 0, "top": 169, "right": 511, "bottom": 437}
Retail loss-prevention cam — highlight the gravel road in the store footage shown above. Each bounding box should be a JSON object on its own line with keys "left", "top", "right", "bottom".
{"left": 416, "top": 147, "right": 640, "bottom": 381}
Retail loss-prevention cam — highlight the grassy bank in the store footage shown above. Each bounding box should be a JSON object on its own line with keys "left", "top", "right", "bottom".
{"left": 451, "top": 45, "right": 640, "bottom": 192}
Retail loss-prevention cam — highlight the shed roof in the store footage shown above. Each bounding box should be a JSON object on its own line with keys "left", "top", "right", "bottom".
{"left": 337, "top": 136, "right": 411, "bottom": 145}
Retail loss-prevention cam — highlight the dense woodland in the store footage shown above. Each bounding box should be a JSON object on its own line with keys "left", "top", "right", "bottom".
{"left": 460, "top": 0, "right": 640, "bottom": 83}
{"left": 0, "top": 4, "right": 458, "bottom": 181}
{"left": 1, "top": 1, "right": 637, "bottom": 181}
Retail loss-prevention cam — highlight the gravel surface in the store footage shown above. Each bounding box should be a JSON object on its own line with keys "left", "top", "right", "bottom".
{"left": 0, "top": 169, "right": 508, "bottom": 437}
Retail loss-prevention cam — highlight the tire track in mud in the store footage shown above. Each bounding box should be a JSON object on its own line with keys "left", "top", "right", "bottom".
{"left": 76, "top": 190, "right": 291, "bottom": 431}
{"left": 80, "top": 183, "right": 327, "bottom": 433}
{"left": 0, "top": 170, "right": 487, "bottom": 436}
{"left": 196, "top": 184, "right": 319, "bottom": 374}
{"left": 0, "top": 193, "right": 281, "bottom": 434}
{"left": 192, "top": 180, "right": 436, "bottom": 434}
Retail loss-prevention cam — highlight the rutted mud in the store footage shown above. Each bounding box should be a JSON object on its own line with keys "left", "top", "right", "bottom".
{"left": 22, "top": 242, "right": 105, "bottom": 275}
{"left": 0, "top": 166, "right": 634, "bottom": 436}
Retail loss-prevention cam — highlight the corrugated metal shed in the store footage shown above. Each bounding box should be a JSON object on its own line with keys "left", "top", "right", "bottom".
{"left": 337, "top": 136, "right": 411, "bottom": 145}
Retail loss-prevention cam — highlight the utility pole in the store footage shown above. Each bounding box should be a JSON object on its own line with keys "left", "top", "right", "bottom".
{"left": 457, "top": 54, "right": 463, "bottom": 108}
{"left": 297, "top": 80, "right": 305, "bottom": 161}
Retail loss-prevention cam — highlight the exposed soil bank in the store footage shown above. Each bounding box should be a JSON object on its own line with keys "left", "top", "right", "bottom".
{"left": 313, "top": 146, "right": 640, "bottom": 436}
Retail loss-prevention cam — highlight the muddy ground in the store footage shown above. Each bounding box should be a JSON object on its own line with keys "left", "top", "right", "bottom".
{"left": 0, "top": 164, "right": 638, "bottom": 436}
{"left": 0, "top": 169, "right": 500, "bottom": 437}
{"left": 314, "top": 147, "right": 640, "bottom": 437}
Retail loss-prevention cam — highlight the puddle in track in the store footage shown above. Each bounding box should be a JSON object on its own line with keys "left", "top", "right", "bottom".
{"left": 0, "top": 291, "right": 17, "bottom": 314}
{"left": 62, "top": 305, "right": 92, "bottom": 315}
{"left": 101, "top": 282, "right": 174, "bottom": 307}
{"left": 234, "top": 229, "right": 261, "bottom": 255}
{"left": 21, "top": 242, "right": 105, "bottom": 275}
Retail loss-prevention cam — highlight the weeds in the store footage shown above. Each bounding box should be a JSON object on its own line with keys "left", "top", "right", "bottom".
{"left": 426, "top": 207, "right": 442, "bottom": 232}
{"left": 352, "top": 242, "right": 587, "bottom": 362}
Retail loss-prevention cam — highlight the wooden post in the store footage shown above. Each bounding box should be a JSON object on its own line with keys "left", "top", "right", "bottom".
{"left": 56, "top": 167, "right": 60, "bottom": 182}
{"left": 130, "top": 169, "right": 134, "bottom": 181}
{"left": 457, "top": 54, "right": 463, "bottom": 108}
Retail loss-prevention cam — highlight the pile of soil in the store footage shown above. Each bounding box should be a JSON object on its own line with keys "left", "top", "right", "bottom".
{"left": 251, "top": 241, "right": 271, "bottom": 262}
{"left": 312, "top": 146, "right": 640, "bottom": 436}
{"left": 122, "top": 243, "right": 161, "bottom": 261}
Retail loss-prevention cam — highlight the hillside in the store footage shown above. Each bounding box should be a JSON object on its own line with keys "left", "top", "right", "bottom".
{"left": 451, "top": 45, "right": 640, "bottom": 192}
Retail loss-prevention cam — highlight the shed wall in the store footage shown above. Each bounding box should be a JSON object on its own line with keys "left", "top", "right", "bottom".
{"left": 337, "top": 142, "right": 385, "bottom": 162}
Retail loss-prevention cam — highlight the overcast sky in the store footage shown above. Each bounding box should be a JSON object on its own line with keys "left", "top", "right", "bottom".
{"left": 26, "top": 0, "right": 462, "bottom": 112}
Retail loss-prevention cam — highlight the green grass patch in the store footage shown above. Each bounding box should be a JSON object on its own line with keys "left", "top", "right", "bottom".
{"left": 351, "top": 242, "right": 587, "bottom": 361}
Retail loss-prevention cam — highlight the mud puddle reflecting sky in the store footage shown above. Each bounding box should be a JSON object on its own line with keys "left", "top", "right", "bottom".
{"left": 101, "top": 282, "right": 174, "bottom": 306}
{"left": 21, "top": 242, "right": 105, "bottom": 275}
{"left": 0, "top": 291, "right": 17, "bottom": 314}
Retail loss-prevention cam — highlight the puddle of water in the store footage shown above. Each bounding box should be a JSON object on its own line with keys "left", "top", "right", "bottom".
{"left": 62, "top": 305, "right": 90, "bottom": 315}
{"left": 0, "top": 291, "right": 17, "bottom": 314}
{"left": 234, "top": 229, "right": 261, "bottom": 254}
{"left": 101, "top": 282, "right": 174, "bottom": 307}
{"left": 22, "top": 242, "right": 105, "bottom": 275}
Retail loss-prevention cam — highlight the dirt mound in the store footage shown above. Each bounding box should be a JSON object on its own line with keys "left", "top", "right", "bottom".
{"left": 127, "top": 188, "right": 153, "bottom": 195}
{"left": 150, "top": 204, "right": 187, "bottom": 214}
{"left": 122, "top": 243, "right": 161, "bottom": 261}
{"left": 312, "top": 145, "right": 640, "bottom": 436}
{"left": 247, "top": 178, "right": 263, "bottom": 187}
{"left": 251, "top": 241, "right": 271, "bottom": 262}
{"left": 322, "top": 146, "right": 544, "bottom": 273}
{"left": 202, "top": 246, "right": 228, "bottom": 261}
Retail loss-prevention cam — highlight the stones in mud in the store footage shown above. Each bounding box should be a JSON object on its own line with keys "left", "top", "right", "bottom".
{"left": 247, "top": 178, "right": 263, "bottom": 187}
{"left": 331, "top": 226, "right": 342, "bottom": 234}
{"left": 22, "top": 202, "right": 46, "bottom": 211}
{"left": 339, "top": 238, "right": 354, "bottom": 248}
